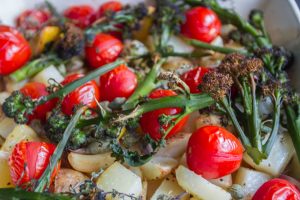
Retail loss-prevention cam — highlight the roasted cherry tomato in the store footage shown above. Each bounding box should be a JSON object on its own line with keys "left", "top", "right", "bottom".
{"left": 140, "top": 89, "right": 189, "bottom": 140}
{"left": 63, "top": 5, "right": 95, "bottom": 29}
{"left": 100, "top": 64, "right": 137, "bottom": 102}
{"left": 9, "top": 141, "right": 60, "bottom": 188}
{"left": 97, "top": 1, "right": 123, "bottom": 38}
{"left": 97, "top": 1, "right": 122, "bottom": 18}
{"left": 85, "top": 33, "right": 123, "bottom": 69}
{"left": 186, "top": 125, "right": 243, "bottom": 179}
{"left": 181, "top": 7, "right": 221, "bottom": 43}
{"left": 61, "top": 73, "right": 100, "bottom": 115}
{"left": 0, "top": 25, "right": 31, "bottom": 75}
{"left": 16, "top": 9, "right": 50, "bottom": 31}
{"left": 180, "top": 66, "right": 210, "bottom": 93}
{"left": 253, "top": 178, "right": 300, "bottom": 200}
{"left": 20, "top": 82, "right": 56, "bottom": 122}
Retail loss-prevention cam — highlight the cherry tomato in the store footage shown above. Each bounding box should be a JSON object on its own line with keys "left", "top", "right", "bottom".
{"left": 0, "top": 25, "right": 31, "bottom": 75}
{"left": 20, "top": 82, "right": 56, "bottom": 122}
{"left": 63, "top": 5, "right": 96, "bottom": 29}
{"left": 253, "top": 178, "right": 300, "bottom": 200}
{"left": 16, "top": 9, "right": 50, "bottom": 31}
{"left": 100, "top": 64, "right": 137, "bottom": 102}
{"left": 97, "top": 1, "right": 123, "bottom": 38}
{"left": 61, "top": 73, "right": 100, "bottom": 115}
{"left": 85, "top": 33, "right": 123, "bottom": 69}
{"left": 140, "top": 89, "right": 189, "bottom": 140}
{"left": 181, "top": 7, "right": 221, "bottom": 43}
{"left": 9, "top": 141, "right": 60, "bottom": 188}
{"left": 180, "top": 66, "right": 210, "bottom": 94}
{"left": 186, "top": 125, "right": 243, "bottom": 179}
{"left": 97, "top": 1, "right": 122, "bottom": 18}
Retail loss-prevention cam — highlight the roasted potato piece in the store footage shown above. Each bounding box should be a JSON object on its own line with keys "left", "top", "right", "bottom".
{"left": 68, "top": 152, "right": 115, "bottom": 173}
{"left": 176, "top": 165, "right": 232, "bottom": 200}
{"left": 54, "top": 168, "right": 89, "bottom": 193}
{"left": 1, "top": 125, "right": 40, "bottom": 153}
{"left": 96, "top": 162, "right": 143, "bottom": 199}
{"left": 151, "top": 174, "right": 189, "bottom": 200}
{"left": 140, "top": 156, "right": 178, "bottom": 180}
{"left": 0, "top": 151, "right": 13, "bottom": 188}
{"left": 234, "top": 167, "right": 271, "bottom": 200}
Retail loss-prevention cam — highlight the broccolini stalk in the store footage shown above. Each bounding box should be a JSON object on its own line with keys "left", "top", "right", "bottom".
{"left": 0, "top": 188, "right": 73, "bottom": 200}
{"left": 9, "top": 55, "right": 62, "bottom": 82}
{"left": 34, "top": 107, "right": 86, "bottom": 192}
{"left": 284, "top": 101, "right": 300, "bottom": 162}
{"left": 122, "top": 58, "right": 166, "bottom": 110}
{"left": 187, "top": 39, "right": 248, "bottom": 55}
{"left": 2, "top": 59, "right": 124, "bottom": 124}
{"left": 201, "top": 53, "right": 285, "bottom": 164}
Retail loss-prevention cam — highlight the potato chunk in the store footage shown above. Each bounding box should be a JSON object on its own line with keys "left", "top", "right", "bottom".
{"left": 96, "top": 162, "right": 143, "bottom": 199}
{"left": 176, "top": 165, "right": 232, "bottom": 200}
{"left": 234, "top": 167, "right": 271, "bottom": 200}
{"left": 68, "top": 152, "right": 115, "bottom": 173}
{"left": 156, "top": 133, "right": 191, "bottom": 158}
{"left": 243, "top": 132, "right": 294, "bottom": 176}
{"left": 151, "top": 174, "right": 189, "bottom": 200}
{"left": 54, "top": 168, "right": 89, "bottom": 193}
{"left": 1, "top": 125, "right": 40, "bottom": 153}
{"left": 0, "top": 151, "right": 13, "bottom": 188}
{"left": 140, "top": 156, "right": 178, "bottom": 180}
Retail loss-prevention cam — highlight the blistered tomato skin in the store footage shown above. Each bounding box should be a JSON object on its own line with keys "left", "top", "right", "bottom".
{"left": 63, "top": 5, "right": 96, "bottom": 29}
{"left": 16, "top": 9, "right": 50, "bottom": 31}
{"left": 20, "top": 82, "right": 56, "bottom": 122}
{"left": 180, "top": 66, "right": 210, "bottom": 94}
{"left": 61, "top": 73, "right": 100, "bottom": 115}
{"left": 140, "top": 89, "right": 189, "bottom": 140}
{"left": 85, "top": 33, "right": 123, "bottom": 69}
{"left": 0, "top": 25, "right": 31, "bottom": 75}
{"left": 253, "top": 178, "right": 300, "bottom": 200}
{"left": 186, "top": 125, "right": 243, "bottom": 179}
{"left": 9, "top": 141, "right": 60, "bottom": 188}
{"left": 97, "top": 1, "right": 122, "bottom": 18}
{"left": 100, "top": 64, "right": 137, "bottom": 102}
{"left": 181, "top": 7, "right": 221, "bottom": 43}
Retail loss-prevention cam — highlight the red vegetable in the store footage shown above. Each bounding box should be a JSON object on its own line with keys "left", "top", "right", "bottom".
{"left": 97, "top": 1, "right": 123, "bottom": 38}
{"left": 186, "top": 125, "right": 243, "bottom": 179}
{"left": 61, "top": 73, "right": 100, "bottom": 115}
{"left": 97, "top": 1, "right": 122, "bottom": 18}
{"left": 16, "top": 9, "right": 50, "bottom": 31}
{"left": 100, "top": 64, "right": 137, "bottom": 102}
{"left": 20, "top": 82, "right": 56, "bottom": 122}
{"left": 181, "top": 7, "right": 221, "bottom": 43}
{"left": 85, "top": 33, "right": 123, "bottom": 69}
{"left": 253, "top": 178, "right": 300, "bottom": 200}
{"left": 180, "top": 66, "right": 210, "bottom": 94}
{"left": 63, "top": 5, "right": 96, "bottom": 29}
{"left": 140, "top": 89, "right": 189, "bottom": 140}
{"left": 9, "top": 141, "right": 60, "bottom": 188}
{"left": 0, "top": 25, "right": 31, "bottom": 75}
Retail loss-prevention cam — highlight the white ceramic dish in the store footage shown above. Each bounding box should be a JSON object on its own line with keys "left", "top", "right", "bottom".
{"left": 0, "top": 0, "right": 299, "bottom": 90}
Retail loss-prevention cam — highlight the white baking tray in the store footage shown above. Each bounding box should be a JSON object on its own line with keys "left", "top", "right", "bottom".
{"left": 0, "top": 0, "right": 299, "bottom": 90}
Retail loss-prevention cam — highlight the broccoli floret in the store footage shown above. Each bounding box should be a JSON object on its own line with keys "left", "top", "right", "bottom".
{"left": 45, "top": 110, "right": 87, "bottom": 149}
{"left": 2, "top": 91, "right": 36, "bottom": 124}
{"left": 56, "top": 23, "right": 84, "bottom": 60}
